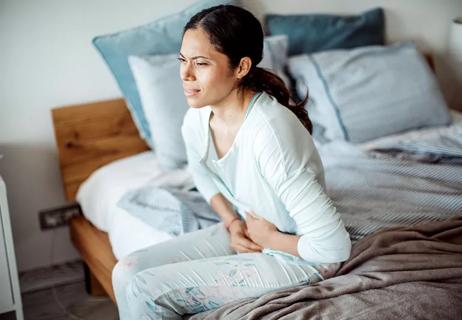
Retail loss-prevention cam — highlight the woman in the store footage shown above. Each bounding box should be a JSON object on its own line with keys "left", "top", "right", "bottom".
{"left": 112, "top": 5, "right": 351, "bottom": 319}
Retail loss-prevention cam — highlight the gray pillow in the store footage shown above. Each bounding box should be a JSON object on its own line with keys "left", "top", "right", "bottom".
{"left": 129, "top": 35, "right": 290, "bottom": 170}
{"left": 288, "top": 42, "right": 452, "bottom": 143}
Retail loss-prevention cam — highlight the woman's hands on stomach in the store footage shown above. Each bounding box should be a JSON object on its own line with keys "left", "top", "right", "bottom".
{"left": 228, "top": 220, "right": 263, "bottom": 253}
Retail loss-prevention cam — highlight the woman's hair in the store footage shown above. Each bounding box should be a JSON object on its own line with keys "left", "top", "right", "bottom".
{"left": 183, "top": 5, "right": 312, "bottom": 134}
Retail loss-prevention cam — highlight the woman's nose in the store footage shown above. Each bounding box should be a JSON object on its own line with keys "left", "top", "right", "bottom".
{"left": 180, "top": 62, "right": 195, "bottom": 81}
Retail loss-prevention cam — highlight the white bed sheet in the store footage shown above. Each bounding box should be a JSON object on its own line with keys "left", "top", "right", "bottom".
{"left": 76, "top": 151, "right": 195, "bottom": 260}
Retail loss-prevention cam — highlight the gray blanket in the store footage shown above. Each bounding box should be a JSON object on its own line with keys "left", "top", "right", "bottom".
{"left": 369, "top": 124, "right": 462, "bottom": 163}
{"left": 190, "top": 217, "right": 462, "bottom": 319}
{"left": 118, "top": 186, "right": 220, "bottom": 236}
{"left": 320, "top": 142, "right": 462, "bottom": 241}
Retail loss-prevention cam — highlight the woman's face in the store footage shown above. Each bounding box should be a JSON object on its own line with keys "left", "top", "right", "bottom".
{"left": 179, "top": 27, "right": 239, "bottom": 108}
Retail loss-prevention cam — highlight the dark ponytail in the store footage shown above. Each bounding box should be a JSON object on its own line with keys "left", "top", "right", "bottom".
{"left": 242, "top": 67, "right": 311, "bottom": 134}
{"left": 183, "top": 5, "right": 312, "bottom": 134}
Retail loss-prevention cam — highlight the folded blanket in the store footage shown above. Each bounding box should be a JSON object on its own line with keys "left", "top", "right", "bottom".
{"left": 117, "top": 186, "right": 220, "bottom": 236}
{"left": 190, "top": 217, "right": 462, "bottom": 319}
{"left": 368, "top": 124, "right": 462, "bottom": 163}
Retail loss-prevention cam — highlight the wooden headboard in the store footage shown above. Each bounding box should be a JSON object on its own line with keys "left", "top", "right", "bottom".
{"left": 52, "top": 98, "right": 149, "bottom": 201}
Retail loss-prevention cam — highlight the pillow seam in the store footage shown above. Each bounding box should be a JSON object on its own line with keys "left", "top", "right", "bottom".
{"left": 308, "top": 55, "right": 349, "bottom": 141}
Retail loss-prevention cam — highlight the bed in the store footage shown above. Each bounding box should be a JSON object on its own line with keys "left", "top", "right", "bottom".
{"left": 51, "top": 61, "right": 462, "bottom": 319}
{"left": 51, "top": 3, "right": 462, "bottom": 319}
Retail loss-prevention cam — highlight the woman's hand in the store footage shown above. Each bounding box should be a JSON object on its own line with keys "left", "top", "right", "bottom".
{"left": 245, "top": 211, "right": 278, "bottom": 248}
{"left": 228, "top": 219, "right": 263, "bottom": 253}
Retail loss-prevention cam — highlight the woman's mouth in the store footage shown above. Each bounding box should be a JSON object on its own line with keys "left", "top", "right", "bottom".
{"left": 184, "top": 88, "right": 201, "bottom": 97}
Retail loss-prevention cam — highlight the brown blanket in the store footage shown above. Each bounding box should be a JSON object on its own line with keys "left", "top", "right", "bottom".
{"left": 190, "top": 217, "right": 462, "bottom": 319}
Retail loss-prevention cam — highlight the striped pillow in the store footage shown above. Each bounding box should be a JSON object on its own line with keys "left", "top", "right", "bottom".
{"left": 288, "top": 42, "right": 452, "bottom": 143}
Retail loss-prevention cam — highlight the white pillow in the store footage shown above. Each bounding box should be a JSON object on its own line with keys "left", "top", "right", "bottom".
{"left": 128, "top": 35, "right": 290, "bottom": 170}
{"left": 288, "top": 42, "right": 452, "bottom": 143}
{"left": 259, "top": 35, "right": 290, "bottom": 87}
{"left": 129, "top": 54, "right": 188, "bottom": 170}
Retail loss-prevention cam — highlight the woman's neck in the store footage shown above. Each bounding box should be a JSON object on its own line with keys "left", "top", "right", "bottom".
{"left": 209, "top": 89, "right": 256, "bottom": 128}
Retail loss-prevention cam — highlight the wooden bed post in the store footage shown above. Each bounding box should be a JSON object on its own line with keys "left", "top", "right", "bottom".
{"left": 83, "top": 263, "right": 107, "bottom": 296}
{"left": 51, "top": 98, "right": 149, "bottom": 302}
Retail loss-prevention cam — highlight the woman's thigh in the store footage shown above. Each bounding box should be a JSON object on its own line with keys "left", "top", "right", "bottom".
{"left": 117, "top": 222, "right": 233, "bottom": 269}
{"left": 126, "top": 252, "right": 322, "bottom": 318}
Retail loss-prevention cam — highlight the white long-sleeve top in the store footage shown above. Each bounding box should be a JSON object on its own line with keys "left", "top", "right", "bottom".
{"left": 181, "top": 92, "right": 351, "bottom": 264}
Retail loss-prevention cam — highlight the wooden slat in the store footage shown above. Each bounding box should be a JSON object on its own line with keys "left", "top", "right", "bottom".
{"left": 51, "top": 98, "right": 149, "bottom": 201}
{"left": 69, "top": 216, "right": 117, "bottom": 302}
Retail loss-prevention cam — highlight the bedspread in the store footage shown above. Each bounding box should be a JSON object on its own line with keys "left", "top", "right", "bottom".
{"left": 190, "top": 217, "right": 462, "bottom": 319}
{"left": 319, "top": 141, "right": 462, "bottom": 241}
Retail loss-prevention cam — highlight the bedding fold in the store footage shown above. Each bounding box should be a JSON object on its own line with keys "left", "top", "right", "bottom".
{"left": 117, "top": 186, "right": 221, "bottom": 236}
{"left": 358, "top": 116, "right": 462, "bottom": 164}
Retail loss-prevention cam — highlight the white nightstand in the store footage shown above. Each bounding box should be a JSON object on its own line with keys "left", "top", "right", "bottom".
{"left": 0, "top": 176, "right": 23, "bottom": 320}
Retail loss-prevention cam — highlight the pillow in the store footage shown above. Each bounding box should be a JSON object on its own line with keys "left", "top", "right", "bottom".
{"left": 259, "top": 35, "right": 290, "bottom": 87}
{"left": 128, "top": 35, "right": 290, "bottom": 170}
{"left": 265, "top": 7, "right": 385, "bottom": 56}
{"left": 128, "top": 54, "right": 187, "bottom": 170}
{"left": 92, "top": 0, "right": 240, "bottom": 149}
{"left": 287, "top": 42, "right": 452, "bottom": 143}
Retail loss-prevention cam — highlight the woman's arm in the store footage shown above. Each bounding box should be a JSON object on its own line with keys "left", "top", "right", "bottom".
{"left": 181, "top": 112, "right": 219, "bottom": 203}
{"left": 245, "top": 212, "right": 300, "bottom": 256}
{"left": 209, "top": 193, "right": 239, "bottom": 226}
{"left": 252, "top": 119, "right": 351, "bottom": 264}
{"left": 212, "top": 193, "right": 263, "bottom": 252}
{"left": 266, "top": 233, "right": 300, "bottom": 256}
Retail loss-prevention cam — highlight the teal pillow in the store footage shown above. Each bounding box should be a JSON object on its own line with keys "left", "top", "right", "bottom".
{"left": 92, "top": 0, "right": 240, "bottom": 149}
{"left": 265, "top": 7, "right": 384, "bottom": 55}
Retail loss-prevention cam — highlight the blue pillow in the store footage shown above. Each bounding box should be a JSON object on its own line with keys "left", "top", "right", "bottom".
{"left": 265, "top": 7, "right": 385, "bottom": 55}
{"left": 92, "top": 0, "right": 240, "bottom": 149}
{"left": 287, "top": 42, "right": 452, "bottom": 143}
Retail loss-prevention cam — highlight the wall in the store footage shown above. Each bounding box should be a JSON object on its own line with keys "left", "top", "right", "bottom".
{"left": 1, "top": 0, "right": 461, "bottom": 272}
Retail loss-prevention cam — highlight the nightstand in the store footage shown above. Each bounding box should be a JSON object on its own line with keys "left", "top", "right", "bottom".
{"left": 0, "top": 176, "right": 23, "bottom": 320}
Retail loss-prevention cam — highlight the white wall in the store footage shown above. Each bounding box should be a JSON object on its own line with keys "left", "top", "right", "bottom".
{"left": 1, "top": 0, "right": 461, "bottom": 272}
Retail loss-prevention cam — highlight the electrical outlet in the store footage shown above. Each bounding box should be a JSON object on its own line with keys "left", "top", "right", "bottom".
{"left": 39, "top": 202, "right": 82, "bottom": 230}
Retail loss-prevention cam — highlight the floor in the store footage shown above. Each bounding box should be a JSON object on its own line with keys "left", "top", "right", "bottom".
{"left": 0, "top": 260, "right": 118, "bottom": 320}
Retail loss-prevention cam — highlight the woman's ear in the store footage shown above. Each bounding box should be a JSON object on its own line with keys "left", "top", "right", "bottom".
{"left": 235, "top": 57, "right": 252, "bottom": 79}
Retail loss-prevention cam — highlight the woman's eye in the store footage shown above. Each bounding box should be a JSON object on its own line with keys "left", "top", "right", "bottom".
{"left": 195, "top": 61, "right": 208, "bottom": 66}
{"left": 177, "top": 57, "right": 186, "bottom": 63}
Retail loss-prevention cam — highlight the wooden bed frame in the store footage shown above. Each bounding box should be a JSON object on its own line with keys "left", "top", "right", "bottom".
{"left": 52, "top": 98, "right": 149, "bottom": 301}
{"left": 51, "top": 54, "right": 435, "bottom": 302}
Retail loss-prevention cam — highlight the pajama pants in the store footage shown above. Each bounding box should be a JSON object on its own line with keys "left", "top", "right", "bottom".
{"left": 112, "top": 223, "right": 331, "bottom": 320}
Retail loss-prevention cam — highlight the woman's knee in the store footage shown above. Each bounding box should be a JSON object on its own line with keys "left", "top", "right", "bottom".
{"left": 112, "top": 253, "right": 146, "bottom": 292}
{"left": 124, "top": 269, "right": 179, "bottom": 319}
